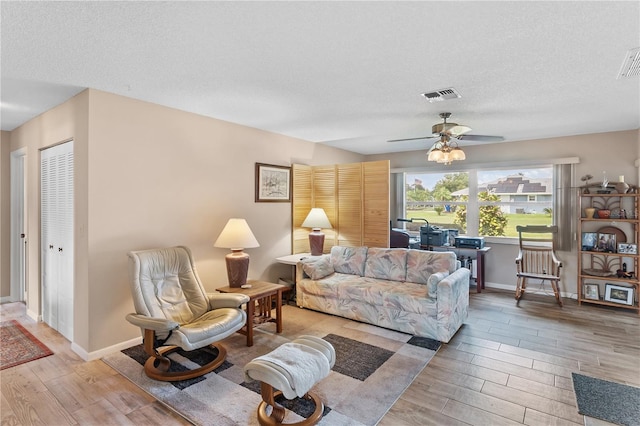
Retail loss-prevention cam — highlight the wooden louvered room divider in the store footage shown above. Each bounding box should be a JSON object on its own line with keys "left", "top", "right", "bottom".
{"left": 292, "top": 160, "right": 389, "bottom": 254}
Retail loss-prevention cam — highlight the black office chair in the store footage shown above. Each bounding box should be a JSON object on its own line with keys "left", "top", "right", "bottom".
{"left": 390, "top": 228, "right": 411, "bottom": 248}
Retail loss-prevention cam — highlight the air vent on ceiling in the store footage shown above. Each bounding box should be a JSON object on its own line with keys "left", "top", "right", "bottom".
{"left": 617, "top": 47, "right": 640, "bottom": 79}
{"left": 421, "top": 88, "right": 462, "bottom": 102}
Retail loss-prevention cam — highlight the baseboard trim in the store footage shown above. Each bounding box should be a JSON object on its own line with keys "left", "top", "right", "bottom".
{"left": 0, "top": 296, "right": 12, "bottom": 304}
{"left": 484, "top": 281, "right": 575, "bottom": 299}
{"left": 72, "top": 336, "right": 142, "bottom": 362}
{"left": 26, "top": 309, "right": 40, "bottom": 321}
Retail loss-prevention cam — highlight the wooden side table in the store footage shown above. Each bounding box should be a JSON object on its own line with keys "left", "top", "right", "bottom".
{"left": 217, "top": 280, "right": 285, "bottom": 347}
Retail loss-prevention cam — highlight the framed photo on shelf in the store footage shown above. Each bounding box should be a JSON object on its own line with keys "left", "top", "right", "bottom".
{"left": 255, "top": 163, "right": 291, "bottom": 202}
{"left": 597, "top": 233, "right": 616, "bottom": 252}
{"left": 584, "top": 284, "right": 600, "bottom": 300}
{"left": 581, "top": 232, "right": 597, "bottom": 251}
{"left": 604, "top": 283, "right": 634, "bottom": 305}
{"left": 617, "top": 243, "right": 638, "bottom": 255}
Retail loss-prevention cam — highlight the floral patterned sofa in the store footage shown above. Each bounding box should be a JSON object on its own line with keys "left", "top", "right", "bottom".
{"left": 295, "top": 246, "right": 470, "bottom": 343}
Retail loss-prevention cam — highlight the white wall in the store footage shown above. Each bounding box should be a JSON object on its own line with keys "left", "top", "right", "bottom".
{"left": 366, "top": 130, "right": 640, "bottom": 297}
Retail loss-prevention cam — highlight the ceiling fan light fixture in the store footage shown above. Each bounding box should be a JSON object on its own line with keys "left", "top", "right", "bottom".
{"left": 450, "top": 147, "right": 466, "bottom": 161}
{"left": 427, "top": 148, "right": 443, "bottom": 162}
{"left": 438, "top": 152, "right": 452, "bottom": 165}
{"left": 427, "top": 133, "right": 465, "bottom": 165}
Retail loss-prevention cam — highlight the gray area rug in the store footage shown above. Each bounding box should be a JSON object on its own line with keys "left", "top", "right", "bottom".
{"left": 103, "top": 305, "right": 440, "bottom": 425}
{"left": 572, "top": 373, "right": 640, "bottom": 426}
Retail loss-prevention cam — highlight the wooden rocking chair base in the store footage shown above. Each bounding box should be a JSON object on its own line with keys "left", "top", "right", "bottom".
{"left": 515, "top": 274, "right": 563, "bottom": 307}
{"left": 257, "top": 383, "right": 324, "bottom": 426}
{"left": 143, "top": 342, "right": 227, "bottom": 382}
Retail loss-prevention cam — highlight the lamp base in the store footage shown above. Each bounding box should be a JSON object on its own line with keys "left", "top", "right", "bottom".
{"left": 309, "top": 229, "right": 325, "bottom": 256}
{"left": 225, "top": 250, "right": 250, "bottom": 288}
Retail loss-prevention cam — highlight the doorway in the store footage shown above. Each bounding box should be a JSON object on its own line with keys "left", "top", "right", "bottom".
{"left": 10, "top": 148, "right": 27, "bottom": 302}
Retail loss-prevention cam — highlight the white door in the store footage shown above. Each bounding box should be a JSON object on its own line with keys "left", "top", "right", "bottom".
{"left": 41, "top": 141, "right": 74, "bottom": 341}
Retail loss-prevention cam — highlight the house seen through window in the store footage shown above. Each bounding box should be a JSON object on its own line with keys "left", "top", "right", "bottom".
{"left": 402, "top": 167, "right": 554, "bottom": 238}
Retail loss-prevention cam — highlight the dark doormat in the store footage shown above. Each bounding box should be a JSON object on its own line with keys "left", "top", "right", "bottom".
{"left": 572, "top": 373, "right": 640, "bottom": 426}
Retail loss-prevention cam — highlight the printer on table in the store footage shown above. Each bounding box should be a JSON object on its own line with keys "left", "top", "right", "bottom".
{"left": 454, "top": 236, "right": 485, "bottom": 249}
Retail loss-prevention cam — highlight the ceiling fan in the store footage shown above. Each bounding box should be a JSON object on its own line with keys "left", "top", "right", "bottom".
{"left": 387, "top": 112, "right": 504, "bottom": 144}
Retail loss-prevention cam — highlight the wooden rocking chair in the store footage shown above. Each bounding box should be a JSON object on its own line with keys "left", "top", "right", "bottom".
{"left": 515, "top": 225, "right": 563, "bottom": 307}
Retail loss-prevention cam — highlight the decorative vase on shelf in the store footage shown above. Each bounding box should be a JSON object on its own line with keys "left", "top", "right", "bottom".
{"left": 585, "top": 208, "right": 596, "bottom": 219}
{"left": 597, "top": 209, "right": 611, "bottom": 219}
{"left": 615, "top": 181, "right": 629, "bottom": 194}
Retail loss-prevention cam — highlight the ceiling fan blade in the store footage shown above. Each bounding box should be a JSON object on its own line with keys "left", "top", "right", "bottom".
{"left": 458, "top": 134, "right": 505, "bottom": 142}
{"left": 387, "top": 136, "right": 438, "bottom": 143}
{"left": 449, "top": 125, "right": 472, "bottom": 136}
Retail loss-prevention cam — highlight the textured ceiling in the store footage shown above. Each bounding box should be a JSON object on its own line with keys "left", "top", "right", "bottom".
{"left": 1, "top": 1, "right": 639, "bottom": 155}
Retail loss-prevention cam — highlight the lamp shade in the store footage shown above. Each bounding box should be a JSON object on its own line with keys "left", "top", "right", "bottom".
{"left": 214, "top": 218, "right": 260, "bottom": 250}
{"left": 428, "top": 148, "right": 443, "bottom": 162}
{"left": 450, "top": 147, "right": 466, "bottom": 161}
{"left": 301, "top": 208, "right": 332, "bottom": 230}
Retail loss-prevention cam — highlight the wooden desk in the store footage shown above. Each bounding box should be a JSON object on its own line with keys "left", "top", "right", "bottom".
{"left": 421, "top": 245, "right": 491, "bottom": 293}
{"left": 217, "top": 280, "right": 285, "bottom": 347}
{"left": 275, "top": 253, "right": 311, "bottom": 265}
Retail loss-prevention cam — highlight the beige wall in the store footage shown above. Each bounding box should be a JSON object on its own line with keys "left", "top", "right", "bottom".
{"left": 8, "top": 91, "right": 91, "bottom": 349}
{"left": 7, "top": 89, "right": 362, "bottom": 356}
{"left": 366, "top": 129, "right": 640, "bottom": 295}
{"left": 1, "top": 131, "right": 11, "bottom": 299}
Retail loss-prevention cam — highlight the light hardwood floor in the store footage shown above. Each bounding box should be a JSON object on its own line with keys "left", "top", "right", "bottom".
{"left": 1, "top": 289, "right": 639, "bottom": 425}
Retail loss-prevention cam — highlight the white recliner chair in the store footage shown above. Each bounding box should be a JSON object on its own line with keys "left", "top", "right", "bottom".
{"left": 126, "top": 245, "right": 249, "bottom": 381}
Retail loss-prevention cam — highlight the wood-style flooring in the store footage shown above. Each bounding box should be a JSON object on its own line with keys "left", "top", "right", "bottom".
{"left": 1, "top": 289, "right": 639, "bottom": 425}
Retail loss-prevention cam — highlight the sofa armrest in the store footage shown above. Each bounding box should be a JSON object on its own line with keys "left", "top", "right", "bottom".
{"left": 437, "top": 267, "right": 471, "bottom": 291}
{"left": 296, "top": 261, "right": 305, "bottom": 283}
{"left": 434, "top": 267, "right": 470, "bottom": 342}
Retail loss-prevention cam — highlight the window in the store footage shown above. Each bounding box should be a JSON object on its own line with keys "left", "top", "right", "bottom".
{"left": 403, "top": 172, "right": 469, "bottom": 233}
{"left": 475, "top": 168, "right": 553, "bottom": 237}
{"left": 401, "top": 167, "right": 555, "bottom": 239}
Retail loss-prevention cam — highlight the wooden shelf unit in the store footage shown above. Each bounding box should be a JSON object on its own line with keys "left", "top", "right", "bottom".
{"left": 577, "top": 192, "right": 639, "bottom": 313}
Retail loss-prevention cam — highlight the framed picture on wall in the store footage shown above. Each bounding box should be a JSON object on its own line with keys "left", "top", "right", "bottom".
{"left": 255, "top": 163, "right": 291, "bottom": 202}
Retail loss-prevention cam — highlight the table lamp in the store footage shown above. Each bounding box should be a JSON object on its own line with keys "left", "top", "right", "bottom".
{"left": 301, "top": 208, "right": 332, "bottom": 256}
{"left": 214, "top": 218, "right": 260, "bottom": 287}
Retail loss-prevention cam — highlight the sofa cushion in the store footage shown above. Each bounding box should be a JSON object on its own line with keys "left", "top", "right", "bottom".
{"left": 320, "top": 277, "right": 436, "bottom": 316}
{"left": 364, "top": 248, "right": 407, "bottom": 282}
{"left": 298, "top": 273, "right": 358, "bottom": 298}
{"left": 301, "top": 256, "right": 334, "bottom": 280}
{"left": 331, "top": 246, "right": 368, "bottom": 276}
{"left": 406, "top": 250, "right": 457, "bottom": 285}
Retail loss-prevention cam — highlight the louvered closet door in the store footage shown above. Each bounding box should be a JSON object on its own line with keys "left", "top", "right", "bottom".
{"left": 41, "top": 141, "right": 74, "bottom": 341}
